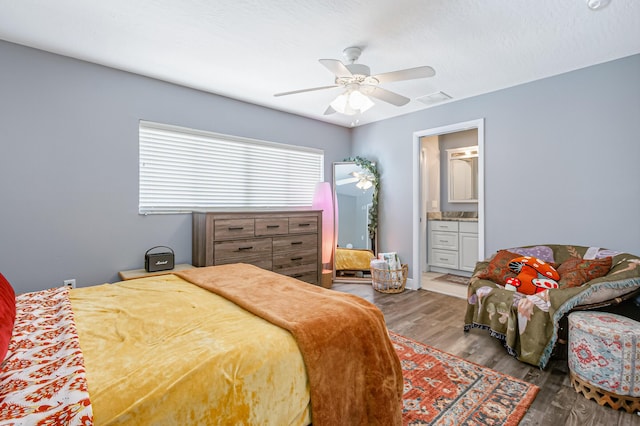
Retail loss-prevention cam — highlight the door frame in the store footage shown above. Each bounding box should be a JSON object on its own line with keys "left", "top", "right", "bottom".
{"left": 411, "top": 119, "right": 485, "bottom": 290}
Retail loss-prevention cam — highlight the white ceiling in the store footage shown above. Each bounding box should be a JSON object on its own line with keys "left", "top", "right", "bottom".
{"left": 1, "top": 0, "right": 639, "bottom": 128}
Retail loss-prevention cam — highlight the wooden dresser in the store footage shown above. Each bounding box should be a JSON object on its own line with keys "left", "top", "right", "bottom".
{"left": 192, "top": 210, "right": 322, "bottom": 285}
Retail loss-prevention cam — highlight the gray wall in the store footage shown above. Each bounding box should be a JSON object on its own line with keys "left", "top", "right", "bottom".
{"left": 3, "top": 40, "right": 638, "bottom": 291}
{"left": 353, "top": 54, "right": 640, "bottom": 280}
{"left": 0, "top": 41, "right": 352, "bottom": 293}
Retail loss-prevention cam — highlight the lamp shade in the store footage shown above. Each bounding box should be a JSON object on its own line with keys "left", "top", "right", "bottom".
{"left": 330, "top": 88, "right": 375, "bottom": 116}
{"left": 312, "top": 182, "right": 334, "bottom": 265}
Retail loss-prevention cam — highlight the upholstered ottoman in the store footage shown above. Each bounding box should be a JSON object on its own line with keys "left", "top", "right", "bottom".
{"left": 568, "top": 311, "right": 640, "bottom": 413}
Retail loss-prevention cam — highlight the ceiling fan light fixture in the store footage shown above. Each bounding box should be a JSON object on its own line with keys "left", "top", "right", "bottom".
{"left": 330, "top": 89, "right": 375, "bottom": 116}
{"left": 348, "top": 90, "right": 373, "bottom": 110}
{"left": 329, "top": 92, "right": 348, "bottom": 113}
{"left": 351, "top": 170, "right": 375, "bottom": 190}
{"left": 356, "top": 179, "right": 373, "bottom": 190}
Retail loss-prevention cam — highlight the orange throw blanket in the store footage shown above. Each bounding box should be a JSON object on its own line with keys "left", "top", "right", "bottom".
{"left": 176, "top": 264, "right": 403, "bottom": 426}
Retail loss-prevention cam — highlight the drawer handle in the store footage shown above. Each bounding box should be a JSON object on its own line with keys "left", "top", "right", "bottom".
{"left": 297, "top": 223, "right": 311, "bottom": 227}
{"left": 291, "top": 241, "right": 303, "bottom": 245}
{"left": 228, "top": 226, "right": 244, "bottom": 231}
{"left": 237, "top": 246, "right": 254, "bottom": 251}
{"left": 439, "top": 240, "right": 448, "bottom": 243}
{"left": 439, "top": 257, "right": 448, "bottom": 261}
{"left": 290, "top": 256, "right": 303, "bottom": 261}
{"left": 266, "top": 225, "right": 280, "bottom": 229}
{"left": 291, "top": 273, "right": 304, "bottom": 278}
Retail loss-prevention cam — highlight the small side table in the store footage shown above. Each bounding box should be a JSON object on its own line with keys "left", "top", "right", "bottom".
{"left": 118, "top": 264, "right": 196, "bottom": 281}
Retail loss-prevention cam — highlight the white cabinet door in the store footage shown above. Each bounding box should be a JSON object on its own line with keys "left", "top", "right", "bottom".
{"left": 459, "top": 232, "right": 478, "bottom": 272}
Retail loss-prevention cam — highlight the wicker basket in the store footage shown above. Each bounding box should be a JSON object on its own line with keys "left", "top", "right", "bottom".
{"left": 371, "top": 264, "right": 408, "bottom": 294}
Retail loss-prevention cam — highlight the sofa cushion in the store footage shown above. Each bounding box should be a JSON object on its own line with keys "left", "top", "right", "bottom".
{"left": 557, "top": 256, "right": 613, "bottom": 288}
{"left": 509, "top": 245, "right": 555, "bottom": 263}
{"left": 476, "top": 250, "right": 520, "bottom": 284}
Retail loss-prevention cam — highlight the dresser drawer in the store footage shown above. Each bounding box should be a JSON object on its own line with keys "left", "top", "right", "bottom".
{"left": 430, "top": 220, "right": 459, "bottom": 232}
{"left": 214, "top": 238, "right": 272, "bottom": 263}
{"left": 273, "top": 234, "right": 317, "bottom": 252}
{"left": 273, "top": 234, "right": 317, "bottom": 284}
{"left": 277, "top": 266, "right": 319, "bottom": 284}
{"left": 431, "top": 231, "right": 458, "bottom": 250}
{"left": 273, "top": 251, "right": 318, "bottom": 268}
{"left": 431, "top": 249, "right": 459, "bottom": 269}
{"left": 214, "top": 219, "right": 255, "bottom": 240}
{"left": 255, "top": 218, "right": 288, "bottom": 236}
{"left": 288, "top": 216, "right": 318, "bottom": 234}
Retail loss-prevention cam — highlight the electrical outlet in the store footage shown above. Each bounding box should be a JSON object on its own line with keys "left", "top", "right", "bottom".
{"left": 63, "top": 279, "right": 76, "bottom": 289}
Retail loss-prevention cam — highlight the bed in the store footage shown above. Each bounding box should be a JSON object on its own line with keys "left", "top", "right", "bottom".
{"left": 0, "top": 263, "right": 403, "bottom": 425}
{"left": 334, "top": 247, "right": 375, "bottom": 278}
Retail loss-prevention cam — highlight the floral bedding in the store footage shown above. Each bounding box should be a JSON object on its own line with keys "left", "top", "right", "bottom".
{"left": 0, "top": 287, "right": 93, "bottom": 425}
{"left": 464, "top": 245, "right": 640, "bottom": 368}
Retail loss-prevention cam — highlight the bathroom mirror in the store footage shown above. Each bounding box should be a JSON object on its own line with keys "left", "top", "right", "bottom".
{"left": 447, "top": 146, "right": 478, "bottom": 203}
{"left": 333, "top": 157, "right": 379, "bottom": 282}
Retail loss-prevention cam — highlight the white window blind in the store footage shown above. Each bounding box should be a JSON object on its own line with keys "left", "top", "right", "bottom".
{"left": 139, "top": 121, "right": 324, "bottom": 214}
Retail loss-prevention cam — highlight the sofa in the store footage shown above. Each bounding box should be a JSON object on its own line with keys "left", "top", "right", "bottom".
{"left": 464, "top": 244, "right": 640, "bottom": 368}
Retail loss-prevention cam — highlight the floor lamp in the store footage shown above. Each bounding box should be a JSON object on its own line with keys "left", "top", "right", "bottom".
{"left": 312, "top": 182, "right": 334, "bottom": 288}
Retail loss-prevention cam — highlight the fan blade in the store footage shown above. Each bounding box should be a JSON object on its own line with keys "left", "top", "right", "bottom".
{"left": 373, "top": 66, "right": 435, "bottom": 84}
{"left": 319, "top": 59, "right": 353, "bottom": 78}
{"left": 366, "top": 87, "right": 410, "bottom": 106}
{"left": 274, "top": 85, "right": 338, "bottom": 97}
{"left": 324, "top": 105, "right": 336, "bottom": 115}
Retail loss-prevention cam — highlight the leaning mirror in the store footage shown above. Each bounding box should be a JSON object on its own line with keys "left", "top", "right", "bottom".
{"left": 333, "top": 157, "right": 379, "bottom": 283}
{"left": 447, "top": 146, "right": 478, "bottom": 203}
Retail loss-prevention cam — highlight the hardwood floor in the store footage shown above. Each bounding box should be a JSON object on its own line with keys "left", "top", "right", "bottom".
{"left": 332, "top": 282, "right": 640, "bottom": 426}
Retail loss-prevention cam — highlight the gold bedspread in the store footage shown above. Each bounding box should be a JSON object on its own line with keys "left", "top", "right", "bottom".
{"left": 177, "top": 264, "right": 403, "bottom": 426}
{"left": 70, "top": 274, "right": 311, "bottom": 425}
{"left": 335, "top": 247, "right": 375, "bottom": 271}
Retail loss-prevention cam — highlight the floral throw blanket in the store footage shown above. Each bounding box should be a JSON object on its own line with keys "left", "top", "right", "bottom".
{"left": 464, "top": 245, "right": 640, "bottom": 368}
{"left": 0, "top": 287, "right": 93, "bottom": 425}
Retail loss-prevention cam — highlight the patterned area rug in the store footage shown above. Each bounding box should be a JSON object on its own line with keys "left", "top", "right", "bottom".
{"left": 433, "top": 273, "right": 470, "bottom": 286}
{"left": 390, "top": 331, "right": 539, "bottom": 425}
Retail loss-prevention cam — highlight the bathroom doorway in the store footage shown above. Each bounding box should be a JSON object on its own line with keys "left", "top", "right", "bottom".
{"left": 411, "top": 119, "right": 485, "bottom": 297}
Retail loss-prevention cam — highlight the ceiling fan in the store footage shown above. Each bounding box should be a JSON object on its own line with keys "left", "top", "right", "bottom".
{"left": 336, "top": 170, "right": 375, "bottom": 188}
{"left": 274, "top": 47, "right": 435, "bottom": 116}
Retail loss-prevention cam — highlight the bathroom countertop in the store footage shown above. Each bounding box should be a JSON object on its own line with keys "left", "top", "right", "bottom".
{"left": 427, "top": 211, "right": 478, "bottom": 222}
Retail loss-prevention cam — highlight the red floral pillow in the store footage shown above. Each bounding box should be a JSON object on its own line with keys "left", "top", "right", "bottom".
{"left": 557, "top": 257, "right": 612, "bottom": 288}
{"left": 476, "top": 250, "right": 520, "bottom": 284}
{"left": 0, "top": 273, "right": 16, "bottom": 361}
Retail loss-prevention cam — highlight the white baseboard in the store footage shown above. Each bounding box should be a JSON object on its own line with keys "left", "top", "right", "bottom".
{"left": 405, "top": 278, "right": 419, "bottom": 291}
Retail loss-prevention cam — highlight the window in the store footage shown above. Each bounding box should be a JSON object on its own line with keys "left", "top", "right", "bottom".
{"left": 139, "top": 121, "right": 324, "bottom": 214}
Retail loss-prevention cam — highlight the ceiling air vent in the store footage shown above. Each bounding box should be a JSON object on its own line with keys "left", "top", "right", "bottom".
{"left": 417, "top": 91, "right": 452, "bottom": 106}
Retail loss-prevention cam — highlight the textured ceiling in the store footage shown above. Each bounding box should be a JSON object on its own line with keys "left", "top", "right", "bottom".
{"left": 1, "top": 0, "right": 639, "bottom": 127}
